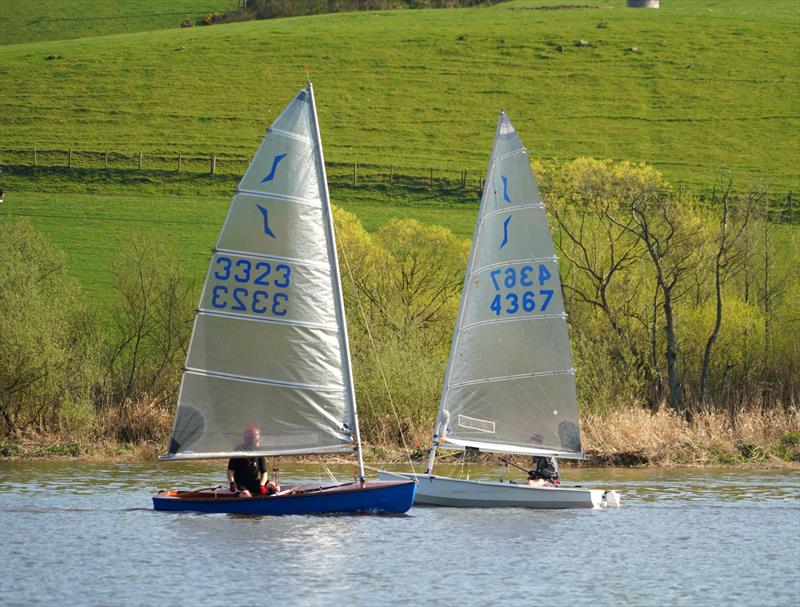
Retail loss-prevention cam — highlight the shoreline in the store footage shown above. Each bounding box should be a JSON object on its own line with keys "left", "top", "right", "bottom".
{"left": 2, "top": 439, "right": 798, "bottom": 469}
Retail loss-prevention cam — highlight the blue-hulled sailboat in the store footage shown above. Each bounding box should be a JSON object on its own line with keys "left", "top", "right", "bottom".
{"left": 153, "top": 83, "right": 415, "bottom": 515}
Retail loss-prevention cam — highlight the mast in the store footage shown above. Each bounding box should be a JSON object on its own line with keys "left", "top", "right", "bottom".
{"left": 425, "top": 112, "right": 505, "bottom": 475}
{"left": 306, "top": 82, "right": 366, "bottom": 484}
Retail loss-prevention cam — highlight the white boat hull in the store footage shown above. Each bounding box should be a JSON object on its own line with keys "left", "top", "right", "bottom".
{"left": 378, "top": 471, "right": 620, "bottom": 509}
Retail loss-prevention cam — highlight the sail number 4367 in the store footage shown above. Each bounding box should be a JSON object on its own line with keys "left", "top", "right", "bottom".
{"left": 489, "top": 264, "right": 553, "bottom": 316}
{"left": 210, "top": 256, "right": 292, "bottom": 316}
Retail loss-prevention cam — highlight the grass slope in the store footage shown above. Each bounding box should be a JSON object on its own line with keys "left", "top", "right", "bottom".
{"left": 2, "top": 184, "right": 480, "bottom": 306}
{"left": 0, "top": 0, "right": 228, "bottom": 46}
{"left": 1, "top": 0, "right": 798, "bottom": 308}
{"left": 1, "top": 0, "right": 797, "bottom": 190}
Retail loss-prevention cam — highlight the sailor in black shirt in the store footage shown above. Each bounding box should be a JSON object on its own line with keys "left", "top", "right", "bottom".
{"left": 226, "top": 426, "right": 280, "bottom": 497}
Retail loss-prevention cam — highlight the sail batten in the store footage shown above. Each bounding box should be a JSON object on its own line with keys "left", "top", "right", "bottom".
{"left": 267, "top": 127, "right": 313, "bottom": 144}
{"left": 184, "top": 368, "right": 348, "bottom": 392}
{"left": 212, "top": 247, "right": 329, "bottom": 269}
{"left": 482, "top": 203, "right": 544, "bottom": 220}
{"left": 445, "top": 368, "right": 576, "bottom": 390}
{"left": 235, "top": 188, "right": 321, "bottom": 208}
{"left": 431, "top": 112, "right": 583, "bottom": 460}
{"left": 197, "top": 309, "right": 338, "bottom": 331}
{"left": 459, "top": 313, "right": 568, "bottom": 333}
{"left": 470, "top": 255, "right": 557, "bottom": 275}
{"left": 164, "top": 86, "right": 359, "bottom": 459}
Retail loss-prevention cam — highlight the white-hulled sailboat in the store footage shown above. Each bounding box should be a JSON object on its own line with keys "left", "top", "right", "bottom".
{"left": 380, "top": 113, "right": 620, "bottom": 509}
{"left": 153, "top": 84, "right": 416, "bottom": 515}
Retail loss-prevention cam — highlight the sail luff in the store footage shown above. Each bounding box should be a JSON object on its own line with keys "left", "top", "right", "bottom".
{"left": 426, "top": 112, "right": 506, "bottom": 474}
{"left": 306, "top": 82, "right": 366, "bottom": 483}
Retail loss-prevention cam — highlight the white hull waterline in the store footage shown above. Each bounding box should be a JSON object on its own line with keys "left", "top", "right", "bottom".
{"left": 379, "top": 471, "right": 620, "bottom": 509}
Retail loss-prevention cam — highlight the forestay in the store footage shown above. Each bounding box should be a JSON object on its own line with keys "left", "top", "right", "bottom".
{"left": 162, "top": 87, "right": 357, "bottom": 459}
{"left": 435, "top": 113, "right": 583, "bottom": 458}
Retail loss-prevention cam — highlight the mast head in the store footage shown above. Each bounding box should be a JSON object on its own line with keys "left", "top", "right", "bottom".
{"left": 304, "top": 65, "right": 312, "bottom": 86}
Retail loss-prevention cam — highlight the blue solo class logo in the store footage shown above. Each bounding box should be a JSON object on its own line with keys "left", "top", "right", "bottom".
{"left": 500, "top": 215, "right": 512, "bottom": 250}
{"left": 260, "top": 153, "right": 287, "bottom": 183}
{"left": 501, "top": 175, "right": 511, "bottom": 203}
{"left": 256, "top": 205, "right": 276, "bottom": 239}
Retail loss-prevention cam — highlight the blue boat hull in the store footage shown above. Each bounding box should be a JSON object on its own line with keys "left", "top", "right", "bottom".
{"left": 152, "top": 479, "right": 416, "bottom": 515}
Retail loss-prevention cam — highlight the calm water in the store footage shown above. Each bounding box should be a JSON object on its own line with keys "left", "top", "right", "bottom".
{"left": 1, "top": 462, "right": 798, "bottom": 607}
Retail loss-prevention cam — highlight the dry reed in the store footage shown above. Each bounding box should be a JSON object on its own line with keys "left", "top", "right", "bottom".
{"left": 581, "top": 405, "right": 800, "bottom": 465}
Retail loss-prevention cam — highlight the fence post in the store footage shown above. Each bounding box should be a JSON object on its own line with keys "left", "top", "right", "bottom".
{"left": 178, "top": 152, "right": 182, "bottom": 173}
{"left": 104, "top": 151, "right": 109, "bottom": 169}
{"left": 68, "top": 148, "right": 72, "bottom": 168}
{"left": 138, "top": 151, "right": 143, "bottom": 170}
{"left": 353, "top": 162, "right": 357, "bottom": 185}
{"left": 389, "top": 166, "right": 393, "bottom": 184}
{"left": 33, "top": 148, "right": 37, "bottom": 167}
{"left": 210, "top": 154, "right": 216, "bottom": 175}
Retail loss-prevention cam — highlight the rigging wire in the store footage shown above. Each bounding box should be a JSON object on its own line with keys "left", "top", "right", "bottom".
{"left": 317, "top": 455, "right": 339, "bottom": 485}
{"left": 338, "top": 233, "right": 418, "bottom": 477}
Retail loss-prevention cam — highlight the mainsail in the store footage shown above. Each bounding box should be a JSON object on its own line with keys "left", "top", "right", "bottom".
{"left": 433, "top": 113, "right": 583, "bottom": 459}
{"left": 163, "top": 85, "right": 360, "bottom": 460}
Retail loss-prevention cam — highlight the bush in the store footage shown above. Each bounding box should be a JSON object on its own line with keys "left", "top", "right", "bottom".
{"left": 0, "top": 219, "right": 99, "bottom": 437}
{"left": 200, "top": 12, "right": 224, "bottom": 25}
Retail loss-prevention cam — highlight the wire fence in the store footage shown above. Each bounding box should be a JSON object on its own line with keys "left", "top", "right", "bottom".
{"left": 1, "top": 147, "right": 796, "bottom": 223}
{"left": 0, "top": 147, "right": 485, "bottom": 191}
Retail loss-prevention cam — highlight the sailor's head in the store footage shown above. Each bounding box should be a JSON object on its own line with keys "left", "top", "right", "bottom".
{"left": 243, "top": 426, "right": 261, "bottom": 449}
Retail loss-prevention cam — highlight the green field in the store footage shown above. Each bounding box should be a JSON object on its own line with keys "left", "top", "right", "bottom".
{"left": 0, "top": 0, "right": 228, "bottom": 45}
{"left": 2, "top": 0, "right": 797, "bottom": 185}
{"left": 1, "top": 0, "right": 798, "bottom": 306}
{"left": 2, "top": 184, "right": 479, "bottom": 306}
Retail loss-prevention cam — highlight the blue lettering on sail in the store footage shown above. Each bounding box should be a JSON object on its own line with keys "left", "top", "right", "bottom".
{"left": 210, "top": 254, "right": 293, "bottom": 316}
{"left": 256, "top": 204, "right": 276, "bottom": 238}
{"left": 260, "top": 153, "right": 287, "bottom": 183}
{"left": 488, "top": 263, "right": 555, "bottom": 316}
{"left": 501, "top": 175, "right": 511, "bottom": 203}
{"left": 500, "top": 215, "right": 512, "bottom": 250}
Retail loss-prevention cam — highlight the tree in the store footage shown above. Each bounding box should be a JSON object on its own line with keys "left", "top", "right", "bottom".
{"left": 607, "top": 187, "right": 703, "bottom": 415}
{"left": 698, "top": 179, "right": 757, "bottom": 409}
{"left": 104, "top": 236, "right": 195, "bottom": 408}
{"left": 0, "top": 219, "right": 97, "bottom": 435}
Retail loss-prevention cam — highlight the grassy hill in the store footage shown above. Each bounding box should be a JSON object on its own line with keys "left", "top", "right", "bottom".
{"left": 1, "top": 0, "right": 798, "bottom": 306}
{"left": 2, "top": 0, "right": 797, "bottom": 188}
{"left": 0, "top": 0, "right": 228, "bottom": 45}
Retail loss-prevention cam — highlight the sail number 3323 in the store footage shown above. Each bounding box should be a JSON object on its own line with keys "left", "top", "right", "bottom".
{"left": 489, "top": 264, "right": 553, "bottom": 316}
{"left": 210, "top": 256, "right": 292, "bottom": 316}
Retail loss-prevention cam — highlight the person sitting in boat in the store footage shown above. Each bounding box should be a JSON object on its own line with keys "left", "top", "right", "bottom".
{"left": 526, "top": 456, "right": 560, "bottom": 487}
{"left": 227, "top": 426, "right": 280, "bottom": 497}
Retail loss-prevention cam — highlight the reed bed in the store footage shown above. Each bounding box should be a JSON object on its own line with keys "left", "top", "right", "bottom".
{"left": 581, "top": 405, "right": 800, "bottom": 465}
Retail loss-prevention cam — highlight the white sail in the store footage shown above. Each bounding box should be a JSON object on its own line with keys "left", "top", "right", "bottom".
{"left": 435, "top": 113, "right": 583, "bottom": 459}
{"left": 163, "top": 86, "right": 358, "bottom": 459}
